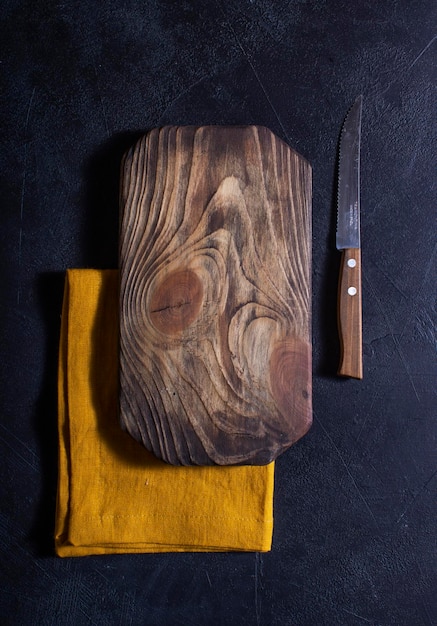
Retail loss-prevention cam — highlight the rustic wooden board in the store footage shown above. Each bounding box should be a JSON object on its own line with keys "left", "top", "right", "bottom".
{"left": 119, "top": 125, "right": 312, "bottom": 465}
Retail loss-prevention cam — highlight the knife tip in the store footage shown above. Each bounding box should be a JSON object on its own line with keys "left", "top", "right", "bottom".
{"left": 354, "top": 94, "right": 363, "bottom": 112}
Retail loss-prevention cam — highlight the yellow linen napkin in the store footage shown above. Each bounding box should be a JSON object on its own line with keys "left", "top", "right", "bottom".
{"left": 55, "top": 269, "right": 274, "bottom": 556}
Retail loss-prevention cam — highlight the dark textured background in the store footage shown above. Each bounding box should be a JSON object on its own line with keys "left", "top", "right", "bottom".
{"left": 1, "top": 1, "right": 436, "bottom": 624}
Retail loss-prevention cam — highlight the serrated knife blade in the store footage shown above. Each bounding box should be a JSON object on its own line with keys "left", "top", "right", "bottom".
{"left": 336, "top": 95, "right": 363, "bottom": 379}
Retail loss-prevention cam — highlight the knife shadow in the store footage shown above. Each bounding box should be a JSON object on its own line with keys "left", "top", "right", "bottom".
{"left": 314, "top": 156, "right": 342, "bottom": 378}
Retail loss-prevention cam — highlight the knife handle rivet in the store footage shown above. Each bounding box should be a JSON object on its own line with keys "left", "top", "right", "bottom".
{"left": 348, "top": 286, "right": 357, "bottom": 296}
{"left": 347, "top": 258, "right": 357, "bottom": 268}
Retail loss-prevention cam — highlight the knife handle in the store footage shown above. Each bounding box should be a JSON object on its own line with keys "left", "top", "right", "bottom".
{"left": 337, "top": 248, "right": 363, "bottom": 379}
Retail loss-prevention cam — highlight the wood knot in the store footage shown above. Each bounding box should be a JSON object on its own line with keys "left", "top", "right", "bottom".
{"left": 149, "top": 269, "right": 203, "bottom": 334}
{"left": 269, "top": 337, "right": 312, "bottom": 437}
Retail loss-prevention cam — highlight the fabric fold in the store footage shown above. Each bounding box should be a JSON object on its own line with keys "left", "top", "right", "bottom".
{"left": 55, "top": 269, "right": 274, "bottom": 556}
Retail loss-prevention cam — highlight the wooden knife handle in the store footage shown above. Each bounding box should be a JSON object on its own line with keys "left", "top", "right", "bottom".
{"left": 337, "top": 248, "right": 363, "bottom": 379}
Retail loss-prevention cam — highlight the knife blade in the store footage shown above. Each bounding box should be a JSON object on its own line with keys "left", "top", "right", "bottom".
{"left": 336, "top": 95, "right": 363, "bottom": 379}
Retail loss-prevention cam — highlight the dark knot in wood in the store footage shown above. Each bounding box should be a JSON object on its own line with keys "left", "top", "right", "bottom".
{"left": 269, "top": 337, "right": 312, "bottom": 440}
{"left": 150, "top": 269, "right": 203, "bottom": 334}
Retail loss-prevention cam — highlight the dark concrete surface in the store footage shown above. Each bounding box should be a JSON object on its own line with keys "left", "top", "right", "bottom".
{"left": 1, "top": 2, "right": 436, "bottom": 624}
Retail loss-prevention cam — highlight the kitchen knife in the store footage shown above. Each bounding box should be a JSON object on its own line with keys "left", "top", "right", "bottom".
{"left": 336, "top": 95, "right": 363, "bottom": 379}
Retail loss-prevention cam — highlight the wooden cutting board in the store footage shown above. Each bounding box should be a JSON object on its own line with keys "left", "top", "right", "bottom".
{"left": 119, "top": 125, "right": 312, "bottom": 465}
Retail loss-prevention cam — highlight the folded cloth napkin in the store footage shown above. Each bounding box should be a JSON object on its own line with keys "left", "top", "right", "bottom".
{"left": 55, "top": 269, "right": 274, "bottom": 556}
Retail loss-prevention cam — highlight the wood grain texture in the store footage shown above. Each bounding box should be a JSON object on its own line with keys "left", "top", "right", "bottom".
{"left": 119, "top": 125, "right": 312, "bottom": 465}
{"left": 337, "top": 247, "right": 363, "bottom": 379}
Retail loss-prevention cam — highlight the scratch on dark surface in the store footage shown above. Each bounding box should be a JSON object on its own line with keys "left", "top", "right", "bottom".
{"left": 368, "top": 259, "right": 409, "bottom": 302}
{"left": 77, "top": 605, "right": 99, "bottom": 626}
{"left": 0, "top": 422, "right": 39, "bottom": 465}
{"left": 28, "top": 553, "right": 55, "bottom": 582}
{"left": 378, "top": 34, "right": 437, "bottom": 96}
{"left": 58, "top": 565, "right": 81, "bottom": 622}
{"left": 11, "top": 527, "right": 57, "bottom": 583}
{"left": 342, "top": 607, "right": 373, "bottom": 623}
{"left": 399, "top": 242, "right": 437, "bottom": 344}
{"left": 414, "top": 309, "right": 437, "bottom": 350}
{"left": 408, "top": 35, "right": 437, "bottom": 69}
{"left": 120, "top": 590, "right": 136, "bottom": 626}
{"left": 157, "top": 73, "right": 210, "bottom": 123}
{"left": 397, "top": 468, "right": 437, "bottom": 524}
{"left": 215, "top": 1, "right": 292, "bottom": 146}
{"left": 413, "top": 557, "right": 435, "bottom": 626}
{"left": 93, "top": 566, "right": 114, "bottom": 585}
{"left": 363, "top": 274, "right": 420, "bottom": 403}
{"left": 387, "top": 326, "right": 419, "bottom": 401}
{"left": 315, "top": 414, "right": 378, "bottom": 526}
{"left": 2, "top": 588, "right": 36, "bottom": 608}
{"left": 355, "top": 390, "right": 380, "bottom": 445}
{"left": 0, "top": 429, "right": 38, "bottom": 473}
{"left": 17, "top": 86, "right": 36, "bottom": 306}
{"left": 205, "top": 570, "right": 212, "bottom": 588}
